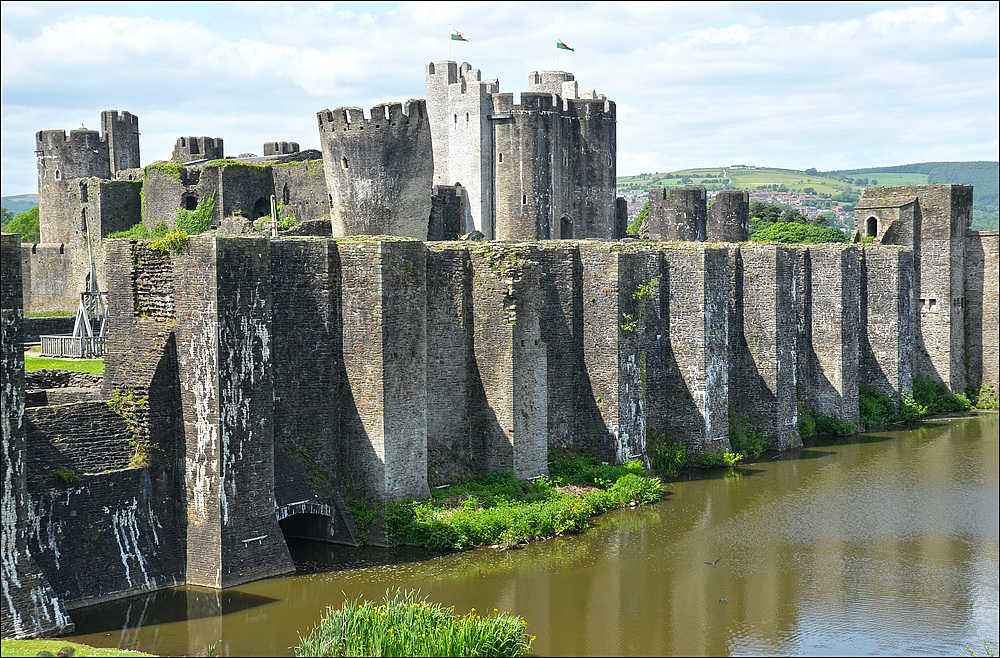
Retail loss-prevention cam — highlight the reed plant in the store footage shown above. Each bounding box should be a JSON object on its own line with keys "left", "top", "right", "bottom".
{"left": 295, "top": 589, "right": 533, "bottom": 657}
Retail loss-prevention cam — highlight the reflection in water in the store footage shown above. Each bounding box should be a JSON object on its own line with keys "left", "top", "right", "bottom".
{"left": 66, "top": 414, "right": 999, "bottom": 656}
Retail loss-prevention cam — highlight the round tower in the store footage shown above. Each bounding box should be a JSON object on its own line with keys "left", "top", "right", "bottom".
{"left": 35, "top": 127, "right": 110, "bottom": 244}
{"left": 318, "top": 100, "right": 433, "bottom": 239}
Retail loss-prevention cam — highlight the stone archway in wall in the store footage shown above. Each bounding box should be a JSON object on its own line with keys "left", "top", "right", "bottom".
{"left": 560, "top": 215, "right": 574, "bottom": 239}
{"left": 276, "top": 500, "right": 357, "bottom": 545}
{"left": 866, "top": 216, "right": 879, "bottom": 238}
{"left": 251, "top": 197, "right": 271, "bottom": 222}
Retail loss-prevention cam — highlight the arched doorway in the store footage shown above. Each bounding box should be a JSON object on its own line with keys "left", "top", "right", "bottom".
{"left": 866, "top": 216, "right": 878, "bottom": 238}
{"left": 560, "top": 216, "right": 573, "bottom": 239}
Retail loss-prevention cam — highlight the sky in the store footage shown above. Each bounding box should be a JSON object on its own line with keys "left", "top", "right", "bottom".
{"left": 1, "top": 1, "right": 998, "bottom": 197}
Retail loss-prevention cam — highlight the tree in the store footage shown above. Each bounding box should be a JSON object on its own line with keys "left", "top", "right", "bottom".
{"left": 5, "top": 206, "right": 40, "bottom": 242}
{"left": 628, "top": 200, "right": 649, "bottom": 236}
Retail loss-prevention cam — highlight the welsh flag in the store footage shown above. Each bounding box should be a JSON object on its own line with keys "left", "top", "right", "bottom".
{"left": 556, "top": 40, "right": 574, "bottom": 51}
{"left": 451, "top": 29, "right": 469, "bottom": 41}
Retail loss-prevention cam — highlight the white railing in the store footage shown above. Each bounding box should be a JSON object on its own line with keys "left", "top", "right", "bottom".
{"left": 39, "top": 335, "right": 107, "bottom": 359}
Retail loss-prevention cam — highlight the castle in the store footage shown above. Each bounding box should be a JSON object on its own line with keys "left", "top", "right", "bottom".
{"left": 2, "top": 60, "right": 998, "bottom": 639}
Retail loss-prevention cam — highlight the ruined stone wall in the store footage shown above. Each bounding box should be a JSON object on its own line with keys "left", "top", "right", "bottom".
{"left": 964, "top": 230, "right": 999, "bottom": 391}
{"left": 425, "top": 244, "right": 475, "bottom": 484}
{"left": 174, "top": 236, "right": 293, "bottom": 588}
{"left": 25, "top": 469, "right": 185, "bottom": 609}
{"left": 798, "top": 246, "right": 860, "bottom": 423}
{"left": 731, "top": 244, "right": 799, "bottom": 449}
{"left": 2, "top": 233, "right": 73, "bottom": 639}
{"left": 319, "top": 102, "right": 433, "bottom": 239}
{"left": 469, "top": 244, "right": 548, "bottom": 477}
{"left": 659, "top": 245, "right": 730, "bottom": 453}
{"left": 577, "top": 243, "right": 646, "bottom": 463}
{"left": 337, "top": 240, "right": 430, "bottom": 508}
{"left": 859, "top": 245, "right": 914, "bottom": 403}
{"left": 19, "top": 243, "right": 76, "bottom": 313}
{"left": 271, "top": 160, "right": 328, "bottom": 223}
{"left": 648, "top": 187, "right": 707, "bottom": 241}
{"left": 269, "top": 239, "right": 352, "bottom": 543}
{"left": 25, "top": 402, "right": 132, "bottom": 475}
{"left": 531, "top": 244, "right": 584, "bottom": 452}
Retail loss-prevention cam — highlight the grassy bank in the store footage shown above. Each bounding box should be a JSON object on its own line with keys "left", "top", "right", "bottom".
{"left": 0, "top": 639, "right": 153, "bottom": 657}
{"left": 23, "top": 345, "right": 104, "bottom": 374}
{"left": 379, "top": 456, "right": 662, "bottom": 550}
{"left": 295, "top": 589, "right": 532, "bottom": 657}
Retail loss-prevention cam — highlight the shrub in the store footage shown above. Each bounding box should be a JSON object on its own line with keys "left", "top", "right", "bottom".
{"left": 295, "top": 589, "right": 534, "bottom": 657}
{"left": 859, "top": 386, "right": 897, "bottom": 427}
{"left": 729, "top": 412, "right": 769, "bottom": 459}
{"left": 647, "top": 431, "right": 689, "bottom": 474}
{"left": 175, "top": 194, "right": 215, "bottom": 235}
{"left": 51, "top": 469, "right": 79, "bottom": 483}
{"left": 107, "top": 221, "right": 169, "bottom": 240}
{"left": 698, "top": 449, "right": 742, "bottom": 468}
{"left": 386, "top": 456, "right": 662, "bottom": 551}
{"left": 148, "top": 229, "right": 190, "bottom": 254}
{"left": 913, "top": 376, "right": 972, "bottom": 414}
{"left": 967, "top": 385, "right": 999, "bottom": 410}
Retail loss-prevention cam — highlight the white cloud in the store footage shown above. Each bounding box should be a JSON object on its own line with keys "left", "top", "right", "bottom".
{"left": 1, "top": 1, "right": 997, "bottom": 196}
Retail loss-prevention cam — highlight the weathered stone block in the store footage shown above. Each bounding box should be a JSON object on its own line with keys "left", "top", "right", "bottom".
{"left": 174, "top": 235, "right": 293, "bottom": 588}
{"left": 659, "top": 244, "right": 730, "bottom": 453}
{"left": 469, "top": 244, "right": 548, "bottom": 478}
{"left": 859, "top": 245, "right": 914, "bottom": 405}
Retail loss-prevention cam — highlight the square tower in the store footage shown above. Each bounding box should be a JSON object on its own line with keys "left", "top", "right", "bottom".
{"left": 854, "top": 184, "right": 973, "bottom": 392}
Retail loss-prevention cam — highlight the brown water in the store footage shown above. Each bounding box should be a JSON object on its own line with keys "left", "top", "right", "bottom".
{"left": 66, "top": 413, "right": 999, "bottom": 656}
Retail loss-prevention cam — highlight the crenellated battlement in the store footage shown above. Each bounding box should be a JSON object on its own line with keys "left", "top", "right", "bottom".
{"left": 317, "top": 99, "right": 428, "bottom": 133}
{"left": 172, "top": 136, "right": 224, "bottom": 162}
{"left": 35, "top": 127, "right": 106, "bottom": 152}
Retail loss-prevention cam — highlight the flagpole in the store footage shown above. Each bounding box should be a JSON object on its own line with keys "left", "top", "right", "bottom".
{"left": 449, "top": 24, "right": 452, "bottom": 59}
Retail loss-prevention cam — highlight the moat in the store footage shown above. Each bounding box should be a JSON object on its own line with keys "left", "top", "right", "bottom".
{"left": 62, "top": 413, "right": 998, "bottom": 657}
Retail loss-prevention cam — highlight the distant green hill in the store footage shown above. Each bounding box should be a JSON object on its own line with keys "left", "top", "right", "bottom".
{"left": 1, "top": 194, "right": 38, "bottom": 216}
{"left": 618, "top": 162, "right": 999, "bottom": 230}
{"left": 828, "top": 162, "right": 997, "bottom": 231}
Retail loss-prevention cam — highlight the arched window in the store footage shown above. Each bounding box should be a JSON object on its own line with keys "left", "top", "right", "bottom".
{"left": 282, "top": 184, "right": 290, "bottom": 205}
{"left": 866, "top": 216, "right": 878, "bottom": 238}
{"left": 522, "top": 194, "right": 527, "bottom": 205}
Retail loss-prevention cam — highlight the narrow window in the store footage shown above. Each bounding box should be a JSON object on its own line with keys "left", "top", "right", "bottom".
{"left": 454, "top": 114, "right": 458, "bottom": 124}
{"left": 522, "top": 194, "right": 527, "bottom": 205}
{"left": 282, "top": 184, "right": 290, "bottom": 205}
{"left": 329, "top": 194, "right": 334, "bottom": 207}
{"left": 342, "top": 157, "right": 349, "bottom": 170}
{"left": 79, "top": 181, "right": 88, "bottom": 202}
{"left": 55, "top": 169, "right": 61, "bottom": 180}
{"left": 498, "top": 152, "right": 503, "bottom": 163}
{"left": 120, "top": 156, "right": 128, "bottom": 170}
{"left": 466, "top": 112, "right": 470, "bottom": 124}
{"left": 866, "top": 216, "right": 878, "bottom": 237}
{"left": 81, "top": 208, "right": 87, "bottom": 233}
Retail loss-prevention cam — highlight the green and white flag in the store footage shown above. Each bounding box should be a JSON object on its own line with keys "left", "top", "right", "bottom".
{"left": 451, "top": 29, "right": 469, "bottom": 41}
{"left": 556, "top": 40, "right": 574, "bottom": 51}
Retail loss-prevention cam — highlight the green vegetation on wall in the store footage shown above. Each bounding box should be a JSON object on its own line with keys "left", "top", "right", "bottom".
{"left": 176, "top": 193, "right": 215, "bottom": 234}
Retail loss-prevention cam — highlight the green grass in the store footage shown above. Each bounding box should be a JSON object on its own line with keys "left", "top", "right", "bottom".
{"left": 618, "top": 166, "right": 860, "bottom": 197}
{"left": 385, "top": 457, "right": 662, "bottom": 550}
{"left": 24, "top": 346, "right": 104, "bottom": 373}
{"left": 295, "top": 589, "right": 533, "bottom": 657}
{"left": 0, "top": 639, "right": 154, "bottom": 656}
{"left": 26, "top": 311, "right": 75, "bottom": 318}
